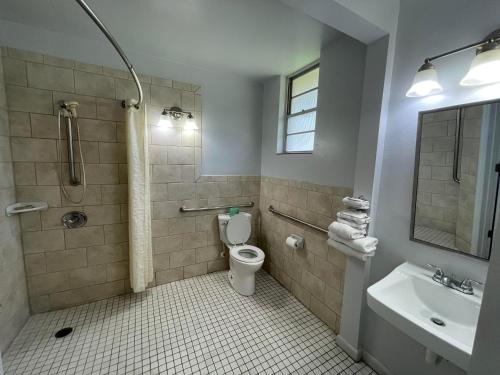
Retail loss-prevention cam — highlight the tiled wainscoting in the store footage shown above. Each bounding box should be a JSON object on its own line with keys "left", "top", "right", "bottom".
{"left": 1, "top": 46, "right": 260, "bottom": 313}
{"left": 259, "top": 176, "right": 352, "bottom": 333}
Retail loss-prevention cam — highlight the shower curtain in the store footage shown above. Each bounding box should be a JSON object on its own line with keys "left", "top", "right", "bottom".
{"left": 125, "top": 100, "right": 153, "bottom": 292}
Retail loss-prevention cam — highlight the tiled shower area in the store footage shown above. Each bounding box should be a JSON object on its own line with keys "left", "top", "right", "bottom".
{"left": 0, "top": 46, "right": 371, "bottom": 374}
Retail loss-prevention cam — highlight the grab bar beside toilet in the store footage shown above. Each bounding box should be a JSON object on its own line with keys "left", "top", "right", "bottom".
{"left": 180, "top": 201, "right": 254, "bottom": 213}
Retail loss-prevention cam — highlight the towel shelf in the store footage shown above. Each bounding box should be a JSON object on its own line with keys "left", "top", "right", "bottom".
{"left": 180, "top": 201, "right": 254, "bottom": 213}
{"left": 327, "top": 239, "right": 374, "bottom": 262}
{"left": 268, "top": 205, "right": 328, "bottom": 234}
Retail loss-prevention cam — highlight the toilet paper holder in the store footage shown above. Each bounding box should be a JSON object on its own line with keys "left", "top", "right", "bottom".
{"left": 287, "top": 234, "right": 304, "bottom": 249}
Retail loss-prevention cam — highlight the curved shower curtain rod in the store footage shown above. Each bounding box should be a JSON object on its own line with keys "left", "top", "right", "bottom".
{"left": 75, "top": 0, "right": 143, "bottom": 109}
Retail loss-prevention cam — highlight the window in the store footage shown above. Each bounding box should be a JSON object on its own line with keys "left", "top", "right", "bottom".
{"left": 284, "top": 63, "right": 319, "bottom": 153}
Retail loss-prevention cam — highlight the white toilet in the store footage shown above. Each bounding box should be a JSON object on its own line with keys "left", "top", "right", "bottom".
{"left": 218, "top": 212, "right": 265, "bottom": 296}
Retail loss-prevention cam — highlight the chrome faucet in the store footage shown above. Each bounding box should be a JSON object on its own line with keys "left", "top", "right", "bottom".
{"left": 425, "top": 264, "right": 483, "bottom": 295}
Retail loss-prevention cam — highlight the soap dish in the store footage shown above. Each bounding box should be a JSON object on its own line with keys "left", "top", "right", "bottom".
{"left": 6, "top": 202, "right": 48, "bottom": 216}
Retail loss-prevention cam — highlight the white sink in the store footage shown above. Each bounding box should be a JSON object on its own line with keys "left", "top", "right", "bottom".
{"left": 367, "top": 262, "right": 482, "bottom": 370}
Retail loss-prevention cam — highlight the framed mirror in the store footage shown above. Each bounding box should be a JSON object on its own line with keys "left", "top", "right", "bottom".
{"left": 411, "top": 101, "right": 500, "bottom": 260}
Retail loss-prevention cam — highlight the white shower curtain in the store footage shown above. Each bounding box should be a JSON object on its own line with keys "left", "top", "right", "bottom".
{"left": 125, "top": 100, "right": 153, "bottom": 292}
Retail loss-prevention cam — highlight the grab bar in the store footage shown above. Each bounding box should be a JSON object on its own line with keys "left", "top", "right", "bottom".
{"left": 180, "top": 201, "right": 254, "bottom": 213}
{"left": 75, "top": 0, "right": 143, "bottom": 109}
{"left": 268, "top": 205, "right": 328, "bottom": 234}
{"left": 453, "top": 108, "right": 463, "bottom": 183}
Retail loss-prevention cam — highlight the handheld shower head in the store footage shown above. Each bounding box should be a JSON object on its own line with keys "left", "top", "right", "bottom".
{"left": 59, "top": 101, "right": 79, "bottom": 118}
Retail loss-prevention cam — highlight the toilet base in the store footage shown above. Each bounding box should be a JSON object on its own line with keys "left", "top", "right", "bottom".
{"left": 228, "top": 270, "right": 256, "bottom": 296}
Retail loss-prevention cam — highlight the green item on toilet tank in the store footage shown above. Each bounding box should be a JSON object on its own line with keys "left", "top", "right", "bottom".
{"left": 228, "top": 207, "right": 240, "bottom": 216}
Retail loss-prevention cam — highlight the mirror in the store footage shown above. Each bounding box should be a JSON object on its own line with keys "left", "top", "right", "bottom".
{"left": 411, "top": 101, "right": 500, "bottom": 260}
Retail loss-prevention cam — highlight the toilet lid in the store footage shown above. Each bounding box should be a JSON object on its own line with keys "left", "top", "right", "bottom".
{"left": 226, "top": 213, "right": 251, "bottom": 245}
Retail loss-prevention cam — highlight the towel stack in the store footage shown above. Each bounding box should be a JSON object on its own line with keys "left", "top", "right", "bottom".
{"left": 327, "top": 197, "right": 378, "bottom": 253}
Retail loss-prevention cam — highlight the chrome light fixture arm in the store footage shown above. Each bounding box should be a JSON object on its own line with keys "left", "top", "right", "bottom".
{"left": 74, "top": 0, "right": 143, "bottom": 109}
{"left": 424, "top": 29, "right": 500, "bottom": 65}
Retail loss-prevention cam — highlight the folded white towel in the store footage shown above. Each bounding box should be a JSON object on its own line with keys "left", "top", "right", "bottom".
{"left": 329, "top": 232, "right": 378, "bottom": 253}
{"left": 337, "top": 210, "right": 372, "bottom": 224}
{"left": 328, "top": 222, "right": 366, "bottom": 240}
{"left": 342, "top": 197, "right": 370, "bottom": 210}
{"left": 336, "top": 217, "right": 367, "bottom": 230}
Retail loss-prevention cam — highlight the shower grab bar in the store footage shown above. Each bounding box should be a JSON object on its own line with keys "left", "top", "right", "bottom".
{"left": 268, "top": 205, "right": 328, "bottom": 234}
{"left": 453, "top": 108, "right": 463, "bottom": 183}
{"left": 180, "top": 201, "right": 254, "bottom": 213}
{"left": 75, "top": 0, "right": 143, "bottom": 109}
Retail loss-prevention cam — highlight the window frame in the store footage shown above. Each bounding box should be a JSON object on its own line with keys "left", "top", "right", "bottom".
{"left": 283, "top": 61, "right": 320, "bottom": 154}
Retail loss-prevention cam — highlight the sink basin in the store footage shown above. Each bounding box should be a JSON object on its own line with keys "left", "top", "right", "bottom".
{"left": 367, "top": 262, "right": 482, "bottom": 370}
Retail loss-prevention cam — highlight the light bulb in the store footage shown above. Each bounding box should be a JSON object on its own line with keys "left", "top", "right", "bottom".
{"left": 406, "top": 62, "right": 443, "bottom": 97}
{"left": 158, "top": 110, "right": 173, "bottom": 127}
{"left": 185, "top": 114, "right": 198, "bottom": 130}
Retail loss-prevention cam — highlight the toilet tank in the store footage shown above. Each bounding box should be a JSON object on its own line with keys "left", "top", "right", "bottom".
{"left": 218, "top": 213, "right": 252, "bottom": 245}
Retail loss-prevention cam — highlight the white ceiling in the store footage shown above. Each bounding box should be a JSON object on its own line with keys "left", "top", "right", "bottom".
{"left": 0, "top": 0, "right": 341, "bottom": 79}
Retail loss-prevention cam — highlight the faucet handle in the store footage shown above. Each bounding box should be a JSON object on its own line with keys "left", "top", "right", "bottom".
{"left": 460, "top": 278, "right": 484, "bottom": 289}
{"left": 425, "top": 263, "right": 444, "bottom": 277}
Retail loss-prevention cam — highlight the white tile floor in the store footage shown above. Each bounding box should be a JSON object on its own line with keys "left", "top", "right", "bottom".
{"left": 4, "top": 271, "right": 375, "bottom": 375}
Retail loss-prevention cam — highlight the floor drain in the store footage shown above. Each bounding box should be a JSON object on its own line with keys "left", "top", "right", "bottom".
{"left": 54, "top": 327, "right": 73, "bottom": 338}
{"left": 431, "top": 317, "right": 445, "bottom": 326}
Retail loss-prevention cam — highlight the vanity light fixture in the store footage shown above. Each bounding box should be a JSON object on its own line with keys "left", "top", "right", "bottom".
{"left": 158, "top": 106, "right": 197, "bottom": 129}
{"left": 407, "top": 28, "right": 500, "bottom": 97}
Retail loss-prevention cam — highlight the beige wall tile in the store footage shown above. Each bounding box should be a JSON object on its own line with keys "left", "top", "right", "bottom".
{"left": 35, "top": 163, "right": 59, "bottom": 185}
{"left": 87, "top": 243, "right": 127, "bottom": 265}
{"left": 6, "top": 85, "right": 53, "bottom": 114}
{"left": 153, "top": 235, "right": 182, "bottom": 254}
{"left": 101, "top": 184, "right": 128, "bottom": 204}
{"left": 207, "top": 259, "right": 227, "bottom": 273}
{"left": 17, "top": 185, "right": 61, "bottom": 207}
{"left": 84, "top": 205, "right": 121, "bottom": 225}
{"left": 65, "top": 226, "right": 105, "bottom": 249}
{"left": 49, "top": 280, "right": 124, "bottom": 309}
{"left": 98, "top": 142, "right": 127, "bottom": 163}
{"left": 27, "top": 62, "right": 74, "bottom": 92}
{"left": 96, "top": 98, "right": 124, "bottom": 122}
{"left": 152, "top": 201, "right": 181, "bottom": 220}
{"left": 106, "top": 261, "right": 129, "bottom": 281}
{"left": 27, "top": 271, "right": 69, "bottom": 296}
{"left": 301, "top": 269, "right": 325, "bottom": 300}
{"left": 13, "top": 162, "right": 36, "bottom": 185}
{"left": 62, "top": 185, "right": 101, "bottom": 207}
{"left": 153, "top": 253, "right": 170, "bottom": 271}
{"left": 104, "top": 223, "right": 128, "bottom": 244}
{"left": 43, "top": 55, "right": 75, "bottom": 69}
{"left": 170, "top": 249, "right": 196, "bottom": 268}
{"left": 46, "top": 248, "right": 87, "bottom": 272}
{"left": 150, "top": 86, "right": 181, "bottom": 107}
{"left": 8, "top": 111, "right": 30, "bottom": 137}
{"left": 20, "top": 211, "right": 41, "bottom": 232}
{"left": 156, "top": 268, "right": 183, "bottom": 285}
{"left": 151, "top": 165, "right": 181, "bottom": 183}
{"left": 22, "top": 229, "right": 65, "bottom": 254}
{"left": 168, "top": 217, "right": 195, "bottom": 235}
{"left": 168, "top": 183, "right": 196, "bottom": 201}
{"left": 77, "top": 118, "right": 116, "bottom": 142}
{"left": 11, "top": 137, "right": 57, "bottom": 162}
{"left": 69, "top": 265, "right": 107, "bottom": 288}
{"left": 24, "top": 254, "right": 46, "bottom": 276}
{"left": 3, "top": 58, "right": 27, "bottom": 86}
{"left": 184, "top": 262, "right": 207, "bottom": 278}
{"left": 30, "top": 114, "right": 58, "bottom": 139}
{"left": 173, "top": 81, "right": 192, "bottom": 91}
{"left": 30, "top": 295, "right": 50, "bottom": 313}
{"left": 85, "top": 164, "right": 119, "bottom": 184}
{"left": 195, "top": 246, "right": 219, "bottom": 263}
{"left": 7, "top": 48, "right": 43, "bottom": 63}
{"left": 310, "top": 296, "right": 337, "bottom": 331}
{"left": 182, "top": 232, "right": 207, "bottom": 249}
{"left": 167, "top": 146, "right": 194, "bottom": 165}
{"left": 74, "top": 70, "right": 115, "bottom": 99}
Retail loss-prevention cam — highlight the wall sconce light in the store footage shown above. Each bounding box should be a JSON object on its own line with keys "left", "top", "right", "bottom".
{"left": 158, "top": 106, "right": 197, "bottom": 129}
{"left": 407, "top": 28, "right": 500, "bottom": 97}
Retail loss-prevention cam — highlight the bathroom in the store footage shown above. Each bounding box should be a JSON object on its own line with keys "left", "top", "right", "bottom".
{"left": 0, "top": 0, "right": 499, "bottom": 374}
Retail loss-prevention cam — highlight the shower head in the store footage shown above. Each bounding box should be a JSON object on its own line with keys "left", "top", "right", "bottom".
{"left": 59, "top": 101, "right": 79, "bottom": 118}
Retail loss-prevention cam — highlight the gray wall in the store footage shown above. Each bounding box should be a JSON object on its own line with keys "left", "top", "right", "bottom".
{"left": 260, "top": 34, "right": 366, "bottom": 187}
{"left": 364, "top": 0, "right": 500, "bottom": 374}
{"left": 0, "top": 48, "right": 30, "bottom": 354}
{"left": 0, "top": 19, "right": 263, "bottom": 176}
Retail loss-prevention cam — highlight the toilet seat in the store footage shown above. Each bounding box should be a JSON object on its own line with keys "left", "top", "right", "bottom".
{"left": 230, "top": 245, "right": 265, "bottom": 264}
